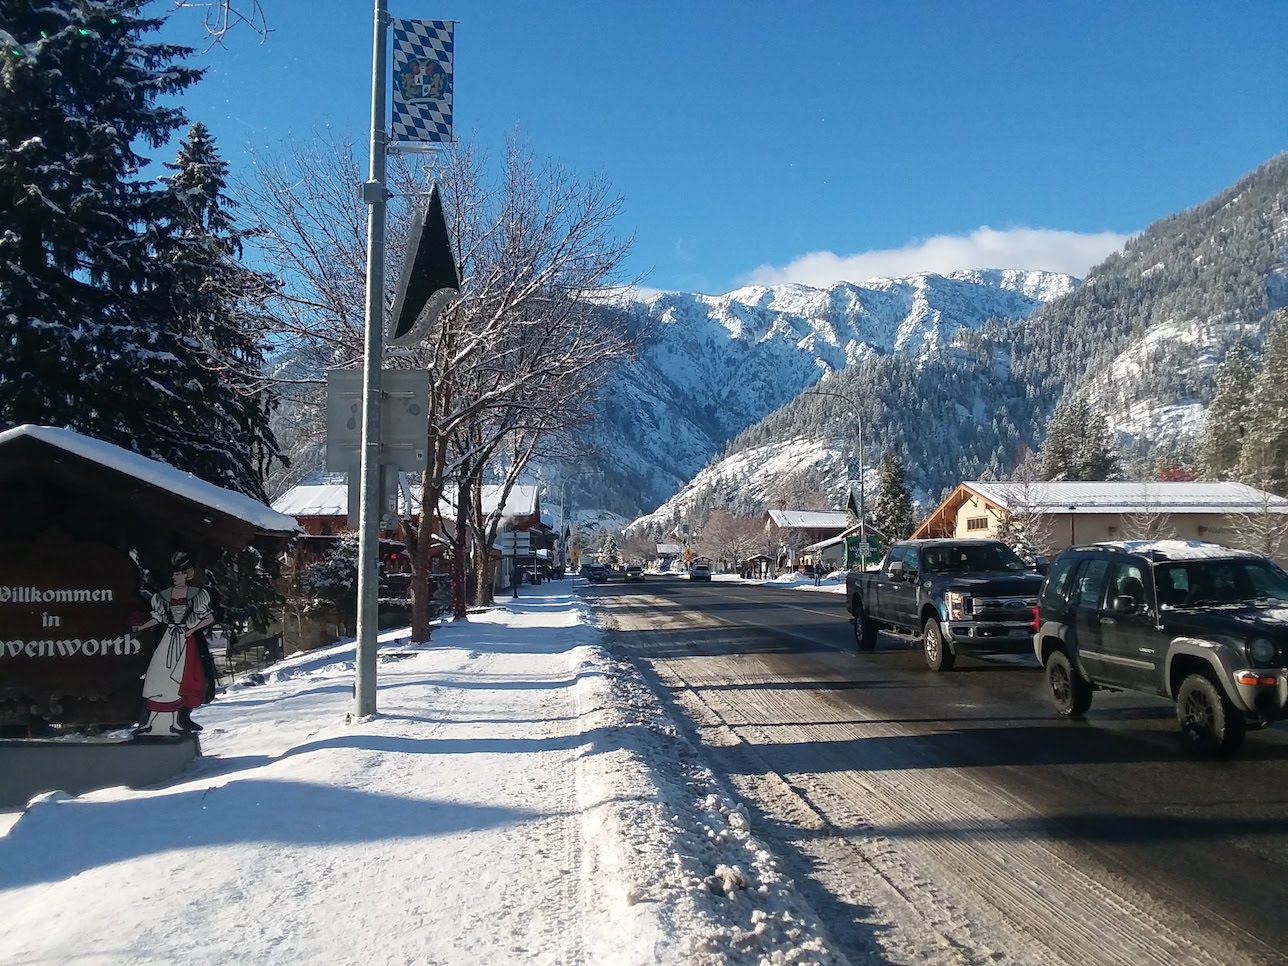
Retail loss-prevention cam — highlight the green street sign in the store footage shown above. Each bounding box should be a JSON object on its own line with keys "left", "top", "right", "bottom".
{"left": 845, "top": 535, "right": 882, "bottom": 568}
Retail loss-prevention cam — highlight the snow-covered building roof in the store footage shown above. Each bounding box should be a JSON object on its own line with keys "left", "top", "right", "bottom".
{"left": 766, "top": 509, "right": 850, "bottom": 530}
{"left": 0, "top": 424, "right": 299, "bottom": 535}
{"left": 272, "top": 475, "right": 541, "bottom": 525}
{"left": 271, "top": 478, "right": 348, "bottom": 518}
{"left": 914, "top": 479, "right": 1288, "bottom": 540}
{"left": 964, "top": 480, "right": 1288, "bottom": 515}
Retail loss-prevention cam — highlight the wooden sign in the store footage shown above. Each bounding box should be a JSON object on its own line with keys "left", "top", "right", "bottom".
{"left": 0, "top": 531, "right": 153, "bottom": 726}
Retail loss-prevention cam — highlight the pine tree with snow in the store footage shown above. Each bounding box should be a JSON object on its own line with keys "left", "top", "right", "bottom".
{"left": 147, "top": 122, "right": 283, "bottom": 499}
{"left": 1237, "top": 310, "right": 1288, "bottom": 495}
{"left": 1037, "top": 397, "right": 1121, "bottom": 481}
{"left": 303, "top": 531, "right": 360, "bottom": 635}
{"left": 1200, "top": 341, "right": 1258, "bottom": 479}
{"left": 0, "top": 2, "right": 216, "bottom": 471}
{"left": 871, "top": 452, "right": 914, "bottom": 540}
{"left": 1036, "top": 399, "right": 1080, "bottom": 480}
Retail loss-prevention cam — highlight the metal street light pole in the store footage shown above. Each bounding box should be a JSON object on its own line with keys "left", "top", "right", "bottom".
{"left": 560, "top": 479, "right": 569, "bottom": 572}
{"left": 511, "top": 526, "right": 520, "bottom": 598}
{"left": 802, "top": 386, "right": 866, "bottom": 544}
{"left": 857, "top": 411, "right": 865, "bottom": 542}
{"left": 354, "top": 0, "right": 390, "bottom": 720}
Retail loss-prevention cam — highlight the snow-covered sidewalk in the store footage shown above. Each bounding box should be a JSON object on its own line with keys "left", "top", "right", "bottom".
{"left": 0, "top": 582, "right": 840, "bottom": 966}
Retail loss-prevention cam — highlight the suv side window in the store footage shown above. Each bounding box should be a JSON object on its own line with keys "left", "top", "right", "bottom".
{"left": 1041, "top": 554, "right": 1078, "bottom": 608}
{"left": 1074, "top": 558, "right": 1109, "bottom": 607}
{"left": 1104, "top": 560, "right": 1150, "bottom": 612}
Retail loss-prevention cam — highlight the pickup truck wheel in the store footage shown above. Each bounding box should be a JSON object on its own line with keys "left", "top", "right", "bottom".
{"left": 1177, "top": 673, "right": 1246, "bottom": 758}
{"left": 1045, "top": 650, "right": 1092, "bottom": 717}
{"left": 922, "top": 618, "right": 955, "bottom": 671}
{"left": 853, "top": 603, "right": 878, "bottom": 652}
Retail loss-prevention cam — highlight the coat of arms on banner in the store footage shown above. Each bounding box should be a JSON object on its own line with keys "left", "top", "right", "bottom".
{"left": 392, "top": 19, "right": 454, "bottom": 145}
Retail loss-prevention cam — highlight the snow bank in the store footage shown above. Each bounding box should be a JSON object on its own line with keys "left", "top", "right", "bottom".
{"left": 0, "top": 583, "right": 839, "bottom": 965}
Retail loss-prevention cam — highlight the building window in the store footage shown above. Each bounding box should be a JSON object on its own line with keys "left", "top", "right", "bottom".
{"left": 966, "top": 517, "right": 989, "bottom": 531}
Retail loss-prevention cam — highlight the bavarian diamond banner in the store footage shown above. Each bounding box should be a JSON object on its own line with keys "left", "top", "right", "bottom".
{"left": 392, "top": 19, "right": 454, "bottom": 144}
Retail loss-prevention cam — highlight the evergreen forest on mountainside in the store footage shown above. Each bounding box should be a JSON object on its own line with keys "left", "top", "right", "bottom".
{"left": 666, "top": 153, "right": 1288, "bottom": 525}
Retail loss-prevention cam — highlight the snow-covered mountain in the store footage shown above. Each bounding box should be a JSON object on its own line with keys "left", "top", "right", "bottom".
{"left": 622, "top": 153, "right": 1288, "bottom": 537}
{"left": 586, "top": 270, "right": 1076, "bottom": 517}
{"left": 625, "top": 437, "right": 850, "bottom": 538}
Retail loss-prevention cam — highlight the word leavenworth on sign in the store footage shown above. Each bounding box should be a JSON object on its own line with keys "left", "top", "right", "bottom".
{"left": 0, "top": 532, "right": 151, "bottom": 726}
{"left": 2, "top": 636, "right": 142, "bottom": 659}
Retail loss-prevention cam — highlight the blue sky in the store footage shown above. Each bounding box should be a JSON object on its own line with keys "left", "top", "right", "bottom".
{"left": 162, "top": 1, "right": 1288, "bottom": 294}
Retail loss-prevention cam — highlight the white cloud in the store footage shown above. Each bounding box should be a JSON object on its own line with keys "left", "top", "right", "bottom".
{"left": 739, "top": 226, "right": 1134, "bottom": 288}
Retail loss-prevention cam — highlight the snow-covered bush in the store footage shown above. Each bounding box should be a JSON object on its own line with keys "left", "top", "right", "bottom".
{"left": 302, "top": 533, "right": 360, "bottom": 633}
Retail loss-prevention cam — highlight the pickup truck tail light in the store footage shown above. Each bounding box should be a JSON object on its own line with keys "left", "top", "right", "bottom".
{"left": 1031, "top": 605, "right": 1039, "bottom": 631}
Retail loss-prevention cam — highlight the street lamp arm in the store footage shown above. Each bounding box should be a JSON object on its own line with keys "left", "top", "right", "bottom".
{"left": 800, "top": 388, "right": 866, "bottom": 541}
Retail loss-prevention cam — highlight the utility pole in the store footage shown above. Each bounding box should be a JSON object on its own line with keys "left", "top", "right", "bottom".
{"left": 802, "top": 387, "right": 866, "bottom": 560}
{"left": 857, "top": 411, "right": 865, "bottom": 543}
{"left": 354, "top": 0, "right": 389, "bottom": 719}
{"left": 560, "top": 479, "right": 570, "bottom": 573}
{"left": 511, "top": 526, "right": 520, "bottom": 598}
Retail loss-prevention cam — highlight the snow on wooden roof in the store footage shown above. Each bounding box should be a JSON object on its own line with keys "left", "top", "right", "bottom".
{"left": 272, "top": 475, "right": 540, "bottom": 523}
{"left": 766, "top": 509, "right": 849, "bottom": 530}
{"left": 965, "top": 480, "right": 1288, "bottom": 515}
{"left": 0, "top": 424, "right": 299, "bottom": 535}
{"left": 271, "top": 479, "right": 349, "bottom": 517}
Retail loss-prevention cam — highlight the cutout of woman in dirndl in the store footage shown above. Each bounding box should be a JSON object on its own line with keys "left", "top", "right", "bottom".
{"left": 133, "top": 552, "right": 215, "bottom": 736}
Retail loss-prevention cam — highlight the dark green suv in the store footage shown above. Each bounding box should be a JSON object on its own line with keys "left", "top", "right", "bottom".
{"left": 1034, "top": 541, "right": 1288, "bottom": 757}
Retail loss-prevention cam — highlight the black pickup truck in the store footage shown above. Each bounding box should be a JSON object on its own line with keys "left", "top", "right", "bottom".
{"left": 846, "top": 539, "right": 1045, "bottom": 670}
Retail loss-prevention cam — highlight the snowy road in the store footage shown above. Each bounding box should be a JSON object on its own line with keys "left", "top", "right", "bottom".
{"left": 593, "top": 576, "right": 1288, "bottom": 966}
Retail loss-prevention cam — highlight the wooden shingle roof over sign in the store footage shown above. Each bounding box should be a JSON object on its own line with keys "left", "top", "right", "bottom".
{"left": 0, "top": 424, "right": 300, "bottom": 548}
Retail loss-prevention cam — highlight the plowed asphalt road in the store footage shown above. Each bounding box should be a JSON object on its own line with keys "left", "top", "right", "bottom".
{"left": 588, "top": 575, "right": 1288, "bottom": 966}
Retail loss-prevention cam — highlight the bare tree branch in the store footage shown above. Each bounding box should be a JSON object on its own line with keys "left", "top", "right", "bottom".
{"left": 172, "top": 1, "right": 271, "bottom": 45}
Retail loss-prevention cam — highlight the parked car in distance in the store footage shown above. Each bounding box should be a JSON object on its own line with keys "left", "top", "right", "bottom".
{"left": 624, "top": 565, "right": 645, "bottom": 582}
{"left": 690, "top": 564, "right": 712, "bottom": 581}
{"left": 845, "top": 539, "right": 1044, "bottom": 670}
{"left": 584, "top": 563, "right": 609, "bottom": 584}
{"left": 1034, "top": 540, "right": 1288, "bottom": 757}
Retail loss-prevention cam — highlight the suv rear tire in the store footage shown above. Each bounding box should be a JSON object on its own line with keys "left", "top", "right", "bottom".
{"left": 1045, "top": 649, "right": 1092, "bottom": 718}
{"left": 923, "top": 618, "right": 955, "bottom": 671}
{"left": 1177, "top": 673, "right": 1246, "bottom": 758}
{"left": 852, "top": 600, "right": 878, "bottom": 651}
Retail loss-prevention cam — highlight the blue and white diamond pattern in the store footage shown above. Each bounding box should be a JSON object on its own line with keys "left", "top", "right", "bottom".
{"left": 391, "top": 19, "right": 454, "bottom": 144}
